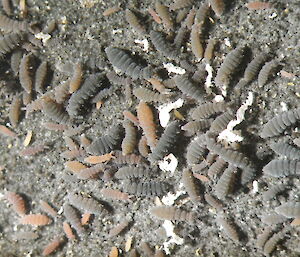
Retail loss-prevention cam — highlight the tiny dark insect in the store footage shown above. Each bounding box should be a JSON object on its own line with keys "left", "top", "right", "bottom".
{"left": 261, "top": 213, "right": 287, "bottom": 225}
{"left": 207, "top": 157, "right": 227, "bottom": 178}
{"left": 263, "top": 159, "right": 300, "bottom": 177}
{"left": 92, "top": 86, "right": 118, "bottom": 103}
{"left": 256, "top": 227, "right": 272, "bottom": 249}
{"left": 42, "top": 237, "right": 64, "bottom": 256}
{"left": 216, "top": 215, "right": 239, "bottom": 242}
{"left": 0, "top": 14, "right": 29, "bottom": 33}
{"left": 191, "top": 66, "right": 207, "bottom": 83}
{"left": 210, "top": 111, "right": 234, "bottom": 133}
{"left": 182, "top": 168, "right": 202, "bottom": 204}
{"left": 137, "top": 101, "right": 157, "bottom": 148}
{"left": 20, "top": 144, "right": 48, "bottom": 157}
{"left": 19, "top": 53, "right": 33, "bottom": 94}
{"left": 209, "top": 0, "right": 225, "bottom": 17}
{"left": 181, "top": 120, "right": 212, "bottom": 136}
{"left": 186, "top": 135, "right": 207, "bottom": 165}
{"left": 54, "top": 80, "right": 71, "bottom": 104}
{"left": 5, "top": 191, "right": 27, "bottom": 216}
{"left": 173, "top": 25, "right": 187, "bottom": 49}
{"left": 115, "top": 165, "right": 152, "bottom": 180}
{"left": 148, "top": 120, "right": 181, "bottom": 162}
{"left": 122, "top": 120, "right": 137, "bottom": 155}
{"left": 69, "top": 62, "right": 83, "bottom": 93}
{"left": 155, "top": 1, "right": 173, "bottom": 30}
{"left": 87, "top": 125, "right": 122, "bottom": 155}
{"left": 125, "top": 9, "right": 145, "bottom": 34}
{"left": 215, "top": 47, "right": 244, "bottom": 89}
{"left": 195, "top": 2, "right": 210, "bottom": 25}
{"left": 169, "top": 0, "right": 193, "bottom": 11}
{"left": 100, "top": 188, "right": 131, "bottom": 201}
{"left": 275, "top": 202, "right": 300, "bottom": 218}
{"left": 35, "top": 61, "right": 48, "bottom": 94}
{"left": 63, "top": 204, "right": 85, "bottom": 235}
{"left": 68, "top": 192, "right": 106, "bottom": 215}
{"left": 133, "top": 87, "right": 168, "bottom": 103}
{"left": 204, "top": 193, "right": 224, "bottom": 211}
{"left": 42, "top": 97, "right": 71, "bottom": 124}
{"left": 10, "top": 49, "right": 23, "bottom": 76}
{"left": 261, "top": 108, "right": 300, "bottom": 138}
{"left": 269, "top": 141, "right": 300, "bottom": 160}
{"left": 138, "top": 135, "right": 150, "bottom": 157}
{"left": 263, "top": 228, "right": 290, "bottom": 255}
{"left": 124, "top": 180, "right": 168, "bottom": 197}
{"left": 262, "top": 183, "right": 287, "bottom": 201}
{"left": 112, "top": 151, "right": 144, "bottom": 165}
{"left": 150, "top": 30, "right": 179, "bottom": 60}
{"left": 20, "top": 214, "right": 52, "bottom": 226}
{"left": 258, "top": 60, "right": 278, "bottom": 87}
{"left": 191, "top": 102, "right": 227, "bottom": 120}
{"left": 2, "top": 0, "right": 12, "bottom": 16}
{"left": 39, "top": 200, "right": 57, "bottom": 218}
{"left": 9, "top": 95, "right": 21, "bottom": 128}
{"left": 0, "top": 32, "right": 24, "bottom": 57}
{"left": 174, "top": 75, "right": 204, "bottom": 101}
{"left": 236, "top": 53, "right": 268, "bottom": 88}
{"left": 108, "top": 220, "right": 130, "bottom": 237}
{"left": 191, "top": 22, "right": 203, "bottom": 60}
{"left": 206, "top": 132, "right": 255, "bottom": 184}
{"left": 67, "top": 73, "right": 103, "bottom": 116}
{"left": 215, "top": 165, "right": 236, "bottom": 199}
{"left": 106, "top": 70, "right": 132, "bottom": 86}
{"left": 105, "top": 47, "right": 153, "bottom": 80}
{"left": 42, "top": 19, "right": 57, "bottom": 34}
{"left": 150, "top": 205, "right": 195, "bottom": 224}
{"left": 76, "top": 164, "right": 104, "bottom": 180}
{"left": 205, "top": 134, "right": 245, "bottom": 169}
{"left": 180, "top": 59, "right": 196, "bottom": 73}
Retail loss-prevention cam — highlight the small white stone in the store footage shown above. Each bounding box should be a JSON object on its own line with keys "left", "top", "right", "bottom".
{"left": 214, "top": 95, "right": 224, "bottom": 102}
{"left": 35, "top": 32, "right": 51, "bottom": 45}
{"left": 280, "top": 102, "right": 288, "bottom": 111}
{"left": 252, "top": 180, "right": 259, "bottom": 194}
{"left": 218, "top": 92, "right": 254, "bottom": 143}
{"left": 134, "top": 38, "right": 149, "bottom": 52}
{"left": 112, "top": 29, "right": 123, "bottom": 34}
{"left": 158, "top": 153, "right": 178, "bottom": 174}
{"left": 205, "top": 63, "right": 214, "bottom": 90}
{"left": 224, "top": 38, "right": 231, "bottom": 47}
{"left": 161, "top": 190, "right": 186, "bottom": 206}
{"left": 158, "top": 99, "right": 184, "bottom": 127}
{"left": 163, "top": 63, "right": 186, "bottom": 74}
{"left": 269, "top": 12, "right": 277, "bottom": 19}
{"left": 162, "top": 220, "right": 184, "bottom": 254}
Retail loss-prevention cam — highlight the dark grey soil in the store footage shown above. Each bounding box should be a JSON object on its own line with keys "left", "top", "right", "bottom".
{"left": 0, "top": 0, "right": 300, "bottom": 256}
